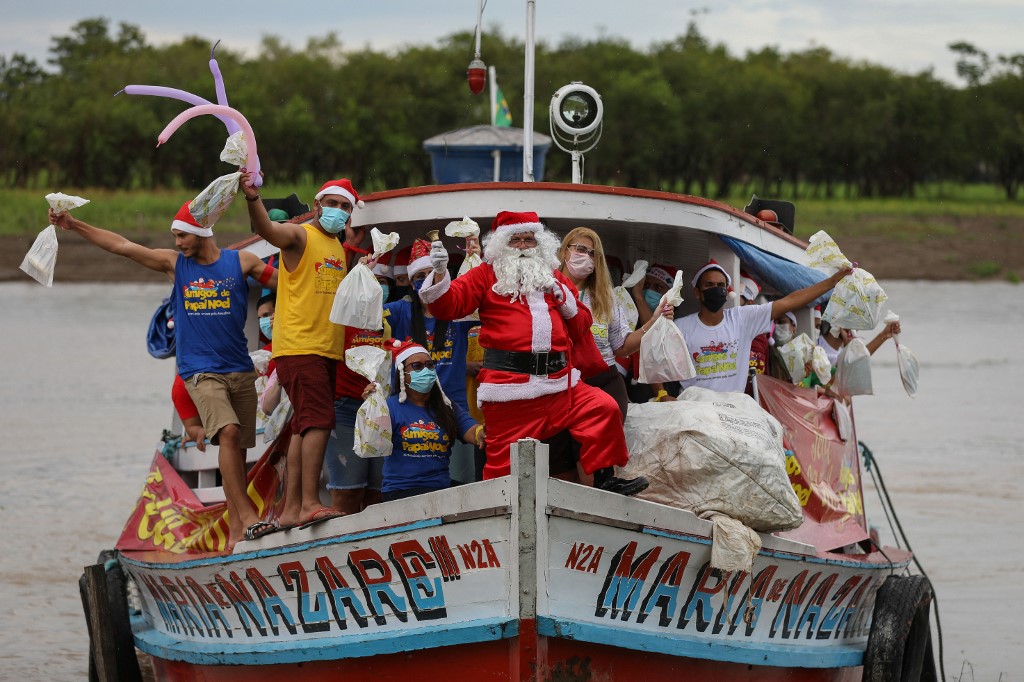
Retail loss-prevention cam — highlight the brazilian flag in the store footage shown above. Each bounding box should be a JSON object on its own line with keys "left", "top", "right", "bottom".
{"left": 493, "top": 86, "right": 513, "bottom": 127}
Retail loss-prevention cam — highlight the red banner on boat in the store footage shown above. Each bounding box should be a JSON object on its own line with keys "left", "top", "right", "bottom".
{"left": 757, "top": 375, "right": 868, "bottom": 552}
{"left": 115, "top": 437, "right": 286, "bottom": 555}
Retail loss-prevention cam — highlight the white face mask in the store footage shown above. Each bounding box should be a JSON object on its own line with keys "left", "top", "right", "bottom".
{"left": 565, "top": 251, "right": 595, "bottom": 278}
{"left": 774, "top": 323, "right": 794, "bottom": 345}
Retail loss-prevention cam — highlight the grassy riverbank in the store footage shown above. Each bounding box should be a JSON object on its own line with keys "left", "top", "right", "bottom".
{"left": 1, "top": 184, "right": 1021, "bottom": 282}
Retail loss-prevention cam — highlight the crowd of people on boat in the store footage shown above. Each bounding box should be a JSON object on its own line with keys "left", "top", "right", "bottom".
{"left": 47, "top": 173, "right": 900, "bottom": 548}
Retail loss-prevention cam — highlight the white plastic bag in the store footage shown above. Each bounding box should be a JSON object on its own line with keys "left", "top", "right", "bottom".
{"left": 807, "top": 230, "right": 888, "bottom": 331}
{"left": 638, "top": 270, "right": 696, "bottom": 383}
{"left": 444, "top": 216, "right": 480, "bottom": 239}
{"left": 614, "top": 260, "right": 648, "bottom": 330}
{"left": 832, "top": 338, "right": 873, "bottom": 397}
{"left": 190, "top": 172, "right": 242, "bottom": 228}
{"left": 833, "top": 399, "right": 853, "bottom": 442}
{"left": 806, "top": 230, "right": 852, "bottom": 271}
{"left": 263, "top": 389, "right": 292, "bottom": 444}
{"left": 884, "top": 312, "right": 919, "bottom": 398}
{"left": 777, "top": 333, "right": 816, "bottom": 384}
{"left": 330, "top": 262, "right": 383, "bottom": 329}
{"left": 810, "top": 345, "right": 832, "bottom": 386}
{"left": 45, "top": 192, "right": 90, "bottom": 212}
{"left": 20, "top": 225, "right": 59, "bottom": 287}
{"left": 348, "top": 346, "right": 393, "bottom": 458}
{"left": 220, "top": 131, "right": 248, "bottom": 166}
{"left": 370, "top": 226, "right": 400, "bottom": 256}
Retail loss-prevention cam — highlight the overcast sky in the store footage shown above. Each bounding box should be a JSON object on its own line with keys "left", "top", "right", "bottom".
{"left": 2, "top": 1, "right": 1020, "bottom": 85}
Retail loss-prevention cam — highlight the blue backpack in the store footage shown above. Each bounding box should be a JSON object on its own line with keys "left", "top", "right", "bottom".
{"left": 146, "top": 293, "right": 176, "bottom": 359}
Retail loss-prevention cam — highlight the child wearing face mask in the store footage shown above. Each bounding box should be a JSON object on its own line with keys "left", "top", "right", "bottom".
{"left": 365, "top": 341, "right": 482, "bottom": 502}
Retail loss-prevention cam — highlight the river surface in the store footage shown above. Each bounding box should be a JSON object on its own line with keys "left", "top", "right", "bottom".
{"left": 0, "top": 281, "right": 1020, "bottom": 680}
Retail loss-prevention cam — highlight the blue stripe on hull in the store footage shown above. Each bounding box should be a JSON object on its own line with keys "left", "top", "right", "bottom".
{"left": 536, "top": 616, "right": 864, "bottom": 669}
{"left": 132, "top": 615, "right": 518, "bottom": 666}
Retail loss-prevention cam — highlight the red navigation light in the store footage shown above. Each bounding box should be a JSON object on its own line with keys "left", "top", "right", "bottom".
{"left": 467, "top": 58, "right": 486, "bottom": 95}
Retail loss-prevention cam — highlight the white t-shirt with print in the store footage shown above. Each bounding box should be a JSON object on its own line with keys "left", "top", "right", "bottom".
{"left": 675, "top": 303, "right": 772, "bottom": 393}
{"left": 581, "top": 289, "right": 633, "bottom": 366}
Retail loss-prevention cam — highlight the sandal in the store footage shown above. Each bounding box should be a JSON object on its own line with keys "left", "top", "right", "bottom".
{"left": 298, "top": 507, "right": 343, "bottom": 530}
{"left": 243, "top": 520, "right": 278, "bottom": 541}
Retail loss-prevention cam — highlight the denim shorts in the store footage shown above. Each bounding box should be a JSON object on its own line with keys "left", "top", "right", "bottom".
{"left": 324, "top": 397, "right": 383, "bottom": 490}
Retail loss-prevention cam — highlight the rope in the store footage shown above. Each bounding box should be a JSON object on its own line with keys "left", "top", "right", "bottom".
{"left": 859, "top": 441, "right": 946, "bottom": 682}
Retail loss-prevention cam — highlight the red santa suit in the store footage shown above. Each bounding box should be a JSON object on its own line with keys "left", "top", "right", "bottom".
{"left": 419, "top": 218, "right": 629, "bottom": 480}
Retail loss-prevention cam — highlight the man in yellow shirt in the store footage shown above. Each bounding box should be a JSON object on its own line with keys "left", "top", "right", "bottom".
{"left": 243, "top": 175, "right": 366, "bottom": 528}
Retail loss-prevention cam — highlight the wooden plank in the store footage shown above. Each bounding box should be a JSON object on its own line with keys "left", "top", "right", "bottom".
{"left": 83, "top": 564, "right": 117, "bottom": 682}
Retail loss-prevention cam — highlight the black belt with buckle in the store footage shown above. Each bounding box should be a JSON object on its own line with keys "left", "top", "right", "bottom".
{"left": 483, "top": 349, "right": 568, "bottom": 376}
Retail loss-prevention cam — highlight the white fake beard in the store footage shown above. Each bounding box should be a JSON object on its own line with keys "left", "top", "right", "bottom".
{"left": 484, "top": 229, "right": 562, "bottom": 302}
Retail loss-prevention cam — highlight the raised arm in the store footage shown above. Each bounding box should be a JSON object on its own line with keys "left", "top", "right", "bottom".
{"left": 865, "top": 321, "right": 900, "bottom": 355}
{"left": 239, "top": 251, "right": 278, "bottom": 290}
{"left": 239, "top": 172, "right": 307, "bottom": 256}
{"left": 771, "top": 266, "right": 853, "bottom": 319}
{"left": 50, "top": 209, "right": 176, "bottom": 277}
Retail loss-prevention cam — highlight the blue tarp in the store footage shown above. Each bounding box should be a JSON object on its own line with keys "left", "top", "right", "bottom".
{"left": 720, "top": 235, "right": 831, "bottom": 306}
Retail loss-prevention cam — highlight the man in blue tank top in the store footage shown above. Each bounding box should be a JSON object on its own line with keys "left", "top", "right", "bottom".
{"left": 49, "top": 202, "right": 278, "bottom": 550}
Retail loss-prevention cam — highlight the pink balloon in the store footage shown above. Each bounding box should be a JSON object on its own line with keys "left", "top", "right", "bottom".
{"left": 157, "top": 104, "right": 262, "bottom": 188}
{"left": 209, "top": 40, "right": 230, "bottom": 108}
{"left": 117, "top": 85, "right": 242, "bottom": 135}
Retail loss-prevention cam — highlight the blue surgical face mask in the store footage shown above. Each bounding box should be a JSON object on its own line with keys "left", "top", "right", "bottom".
{"left": 380, "top": 284, "right": 390, "bottom": 301}
{"left": 318, "top": 206, "right": 350, "bottom": 234}
{"left": 412, "top": 277, "right": 427, "bottom": 292}
{"left": 643, "top": 288, "right": 663, "bottom": 311}
{"left": 259, "top": 316, "right": 273, "bottom": 339}
{"left": 408, "top": 367, "right": 437, "bottom": 394}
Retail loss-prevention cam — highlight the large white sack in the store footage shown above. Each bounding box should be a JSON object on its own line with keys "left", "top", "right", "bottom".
{"left": 832, "top": 338, "right": 873, "bottom": 398}
{"left": 620, "top": 387, "right": 803, "bottom": 532}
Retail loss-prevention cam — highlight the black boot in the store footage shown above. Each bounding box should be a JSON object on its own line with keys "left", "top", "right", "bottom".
{"left": 593, "top": 467, "right": 649, "bottom": 497}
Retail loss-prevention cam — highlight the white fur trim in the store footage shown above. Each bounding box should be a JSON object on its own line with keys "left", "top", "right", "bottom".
{"left": 527, "top": 291, "right": 552, "bottom": 352}
{"left": 493, "top": 222, "right": 543, "bottom": 235}
{"left": 314, "top": 186, "right": 360, "bottom": 206}
{"left": 408, "top": 255, "right": 433, "bottom": 278}
{"left": 556, "top": 284, "right": 578, "bottom": 319}
{"left": 476, "top": 369, "right": 580, "bottom": 403}
{"left": 395, "top": 344, "right": 428, "bottom": 366}
{"left": 418, "top": 269, "right": 451, "bottom": 304}
{"left": 393, "top": 265, "right": 408, "bottom": 276}
{"left": 170, "top": 220, "right": 213, "bottom": 237}
{"left": 691, "top": 263, "right": 732, "bottom": 288}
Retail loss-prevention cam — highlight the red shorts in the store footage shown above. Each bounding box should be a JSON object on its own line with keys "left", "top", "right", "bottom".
{"left": 275, "top": 355, "right": 337, "bottom": 435}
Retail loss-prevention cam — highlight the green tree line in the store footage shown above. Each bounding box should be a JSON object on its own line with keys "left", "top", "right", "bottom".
{"left": 2, "top": 18, "right": 1022, "bottom": 199}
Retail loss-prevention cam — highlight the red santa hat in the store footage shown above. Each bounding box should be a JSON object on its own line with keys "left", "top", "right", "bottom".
{"left": 491, "top": 210, "right": 544, "bottom": 236}
{"left": 393, "top": 245, "right": 413, "bottom": 277}
{"left": 314, "top": 178, "right": 365, "bottom": 208}
{"left": 813, "top": 305, "right": 822, "bottom": 320}
{"left": 407, "top": 238, "right": 434, "bottom": 278}
{"left": 371, "top": 250, "right": 393, "bottom": 280}
{"left": 647, "top": 263, "right": 677, "bottom": 289}
{"left": 739, "top": 270, "right": 761, "bottom": 302}
{"left": 170, "top": 201, "right": 213, "bottom": 237}
{"left": 691, "top": 259, "right": 732, "bottom": 288}
{"left": 782, "top": 311, "right": 798, "bottom": 327}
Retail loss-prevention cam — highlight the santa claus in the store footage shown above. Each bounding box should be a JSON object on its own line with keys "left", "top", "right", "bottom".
{"left": 418, "top": 210, "right": 647, "bottom": 495}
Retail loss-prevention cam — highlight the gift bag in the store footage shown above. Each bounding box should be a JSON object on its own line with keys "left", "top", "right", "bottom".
{"left": 45, "top": 192, "right": 90, "bottom": 212}
{"left": 884, "top": 312, "right": 919, "bottom": 398}
{"left": 371, "top": 226, "right": 400, "bottom": 255}
{"left": 777, "top": 333, "right": 817, "bottom": 384}
{"left": 832, "top": 337, "right": 873, "bottom": 398}
{"left": 806, "top": 230, "right": 887, "bottom": 331}
{"left": 615, "top": 260, "right": 649, "bottom": 330}
{"left": 330, "top": 262, "right": 383, "bottom": 329}
{"left": 810, "top": 345, "right": 833, "bottom": 386}
{"left": 348, "top": 346, "right": 393, "bottom": 458}
{"left": 20, "top": 225, "right": 59, "bottom": 287}
{"left": 190, "top": 172, "right": 242, "bottom": 228}
{"left": 638, "top": 270, "right": 696, "bottom": 383}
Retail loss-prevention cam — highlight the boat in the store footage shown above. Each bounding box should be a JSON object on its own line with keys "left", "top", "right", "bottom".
{"left": 80, "top": 11, "right": 939, "bottom": 682}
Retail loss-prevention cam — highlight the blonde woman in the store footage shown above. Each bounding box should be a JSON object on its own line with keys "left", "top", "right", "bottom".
{"left": 557, "top": 227, "right": 673, "bottom": 418}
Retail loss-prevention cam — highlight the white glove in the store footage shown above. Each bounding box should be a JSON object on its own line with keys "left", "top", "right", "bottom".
{"left": 430, "top": 241, "right": 449, "bottom": 275}
{"left": 546, "top": 281, "right": 565, "bottom": 304}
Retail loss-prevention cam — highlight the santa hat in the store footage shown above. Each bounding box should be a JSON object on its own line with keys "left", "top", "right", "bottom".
{"left": 647, "top": 263, "right": 677, "bottom": 289}
{"left": 371, "top": 250, "right": 393, "bottom": 280}
{"left": 390, "top": 339, "right": 449, "bottom": 405}
{"left": 393, "top": 245, "right": 412, "bottom": 277}
{"left": 739, "top": 270, "right": 761, "bottom": 302}
{"left": 813, "top": 305, "right": 822, "bottom": 320}
{"left": 407, "top": 238, "right": 434, "bottom": 278}
{"left": 691, "top": 259, "right": 733, "bottom": 288}
{"left": 170, "top": 201, "right": 213, "bottom": 237}
{"left": 782, "top": 311, "right": 798, "bottom": 327}
{"left": 491, "top": 210, "right": 544, "bottom": 236}
{"left": 314, "top": 178, "right": 365, "bottom": 208}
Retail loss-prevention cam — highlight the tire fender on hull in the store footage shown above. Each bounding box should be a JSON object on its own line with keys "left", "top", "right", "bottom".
{"left": 862, "top": 574, "right": 938, "bottom": 682}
